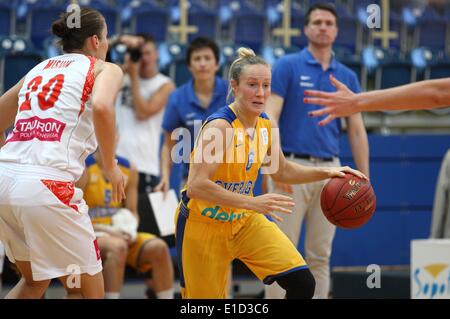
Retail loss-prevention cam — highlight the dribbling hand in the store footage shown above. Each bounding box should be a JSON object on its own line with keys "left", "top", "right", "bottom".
{"left": 326, "top": 166, "right": 368, "bottom": 180}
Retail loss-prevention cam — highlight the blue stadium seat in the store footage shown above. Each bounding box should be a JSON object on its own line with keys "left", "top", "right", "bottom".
{"left": 370, "top": 11, "right": 404, "bottom": 53}
{"left": 0, "top": 35, "right": 42, "bottom": 92}
{"left": 334, "top": 46, "right": 365, "bottom": 90}
{"left": 414, "top": 7, "right": 447, "bottom": 51}
{"left": 229, "top": 1, "right": 266, "bottom": 53}
{"left": 261, "top": 44, "right": 299, "bottom": 66}
{"left": 335, "top": 15, "right": 358, "bottom": 54}
{"left": 423, "top": 49, "right": 450, "bottom": 114}
{"left": 373, "top": 48, "right": 413, "bottom": 90}
{"left": 88, "top": 0, "right": 120, "bottom": 36}
{"left": 167, "top": 42, "right": 190, "bottom": 87}
{"left": 26, "top": 0, "right": 65, "bottom": 50}
{"left": 0, "top": 1, "right": 14, "bottom": 36}
{"left": 187, "top": 0, "right": 219, "bottom": 42}
{"left": 265, "top": 0, "right": 306, "bottom": 49}
{"left": 130, "top": 1, "right": 170, "bottom": 43}
{"left": 426, "top": 50, "right": 450, "bottom": 80}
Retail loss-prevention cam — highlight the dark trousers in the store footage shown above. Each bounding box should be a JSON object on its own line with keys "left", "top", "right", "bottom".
{"left": 137, "top": 173, "right": 175, "bottom": 247}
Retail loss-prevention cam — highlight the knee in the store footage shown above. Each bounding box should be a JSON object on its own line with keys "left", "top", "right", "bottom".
{"left": 275, "top": 268, "right": 316, "bottom": 299}
{"left": 22, "top": 277, "right": 51, "bottom": 295}
{"left": 143, "top": 239, "right": 171, "bottom": 266}
{"left": 107, "top": 240, "right": 128, "bottom": 265}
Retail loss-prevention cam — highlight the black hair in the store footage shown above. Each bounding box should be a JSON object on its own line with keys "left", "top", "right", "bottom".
{"left": 186, "top": 37, "right": 220, "bottom": 65}
{"left": 305, "top": 2, "right": 338, "bottom": 26}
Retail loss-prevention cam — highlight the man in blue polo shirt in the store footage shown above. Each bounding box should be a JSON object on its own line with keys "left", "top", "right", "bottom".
{"left": 156, "top": 37, "right": 228, "bottom": 194}
{"left": 264, "top": 3, "right": 369, "bottom": 299}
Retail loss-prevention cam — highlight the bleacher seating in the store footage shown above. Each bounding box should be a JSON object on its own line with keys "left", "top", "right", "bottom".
{"left": 229, "top": 0, "right": 266, "bottom": 53}
{"left": 0, "top": 1, "right": 15, "bottom": 36}
{"left": 0, "top": 35, "right": 42, "bottom": 93}
{"left": 129, "top": 0, "right": 170, "bottom": 42}
{"left": 187, "top": 0, "right": 219, "bottom": 42}
{"left": 26, "top": 0, "right": 66, "bottom": 50}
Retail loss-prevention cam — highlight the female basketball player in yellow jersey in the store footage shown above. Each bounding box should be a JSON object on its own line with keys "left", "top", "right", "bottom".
{"left": 175, "top": 48, "right": 367, "bottom": 299}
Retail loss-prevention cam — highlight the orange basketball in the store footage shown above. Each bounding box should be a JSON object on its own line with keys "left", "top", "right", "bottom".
{"left": 320, "top": 173, "right": 376, "bottom": 229}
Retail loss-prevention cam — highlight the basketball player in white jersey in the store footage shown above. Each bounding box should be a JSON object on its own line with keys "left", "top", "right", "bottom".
{"left": 0, "top": 8, "right": 125, "bottom": 299}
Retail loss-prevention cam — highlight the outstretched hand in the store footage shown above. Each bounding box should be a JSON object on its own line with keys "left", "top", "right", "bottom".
{"left": 303, "top": 75, "right": 359, "bottom": 126}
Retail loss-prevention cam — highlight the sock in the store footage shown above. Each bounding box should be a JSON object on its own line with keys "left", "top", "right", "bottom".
{"left": 105, "top": 292, "right": 120, "bottom": 299}
{"left": 156, "top": 288, "right": 174, "bottom": 299}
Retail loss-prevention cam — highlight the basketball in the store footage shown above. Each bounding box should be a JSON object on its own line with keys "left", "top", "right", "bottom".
{"left": 320, "top": 173, "right": 376, "bottom": 229}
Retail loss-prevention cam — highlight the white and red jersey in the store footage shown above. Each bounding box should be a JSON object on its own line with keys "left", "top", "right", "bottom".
{"left": 0, "top": 53, "right": 97, "bottom": 181}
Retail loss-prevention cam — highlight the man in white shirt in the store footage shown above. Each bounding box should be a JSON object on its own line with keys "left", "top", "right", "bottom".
{"left": 115, "top": 34, "right": 175, "bottom": 237}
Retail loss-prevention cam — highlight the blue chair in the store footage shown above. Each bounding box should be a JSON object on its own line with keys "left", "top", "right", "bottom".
{"left": 334, "top": 46, "right": 365, "bottom": 90}
{"left": 414, "top": 7, "right": 447, "bottom": 52}
{"left": 335, "top": 16, "right": 358, "bottom": 54}
{"left": 427, "top": 51, "right": 450, "bottom": 80}
{"left": 0, "top": 36, "right": 43, "bottom": 92}
{"left": 424, "top": 49, "right": 450, "bottom": 114}
{"left": 229, "top": 1, "right": 266, "bottom": 53}
{"left": 130, "top": 1, "right": 170, "bottom": 43}
{"left": 166, "top": 42, "right": 190, "bottom": 87}
{"left": 265, "top": 0, "right": 305, "bottom": 49}
{"left": 186, "top": 0, "right": 219, "bottom": 42}
{"left": 88, "top": 0, "right": 120, "bottom": 36}
{"left": 26, "top": 1, "right": 66, "bottom": 50}
{"left": 261, "top": 44, "right": 299, "bottom": 66}
{"left": 370, "top": 11, "right": 404, "bottom": 53}
{"left": 373, "top": 48, "right": 413, "bottom": 110}
{"left": 0, "top": 1, "right": 15, "bottom": 36}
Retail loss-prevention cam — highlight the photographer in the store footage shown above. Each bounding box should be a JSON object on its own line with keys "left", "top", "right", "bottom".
{"left": 113, "top": 34, "right": 175, "bottom": 238}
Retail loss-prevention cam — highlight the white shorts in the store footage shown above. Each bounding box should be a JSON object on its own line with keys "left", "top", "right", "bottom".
{"left": 0, "top": 163, "right": 102, "bottom": 281}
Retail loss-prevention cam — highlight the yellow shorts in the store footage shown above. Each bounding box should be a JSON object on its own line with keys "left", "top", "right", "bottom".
{"left": 126, "top": 232, "right": 156, "bottom": 273}
{"left": 175, "top": 206, "right": 307, "bottom": 299}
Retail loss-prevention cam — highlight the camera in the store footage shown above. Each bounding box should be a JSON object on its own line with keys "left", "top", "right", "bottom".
{"left": 127, "top": 47, "right": 141, "bottom": 62}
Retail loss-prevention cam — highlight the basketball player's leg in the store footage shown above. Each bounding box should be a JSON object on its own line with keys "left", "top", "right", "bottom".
{"left": 304, "top": 159, "right": 339, "bottom": 299}
{"left": 176, "top": 211, "right": 232, "bottom": 298}
{"left": 236, "top": 214, "right": 314, "bottom": 299}
{"left": 0, "top": 203, "right": 50, "bottom": 298}
{"left": 131, "top": 234, "right": 174, "bottom": 299}
{"left": 58, "top": 272, "right": 104, "bottom": 299}
{"left": 5, "top": 260, "right": 50, "bottom": 299}
{"left": 265, "top": 167, "right": 311, "bottom": 299}
{"left": 16, "top": 181, "right": 103, "bottom": 297}
{"left": 98, "top": 235, "right": 128, "bottom": 299}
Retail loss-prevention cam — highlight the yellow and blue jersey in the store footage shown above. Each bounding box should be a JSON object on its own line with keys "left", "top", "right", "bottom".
{"left": 84, "top": 154, "right": 131, "bottom": 225}
{"left": 179, "top": 104, "right": 272, "bottom": 222}
{"left": 174, "top": 104, "right": 308, "bottom": 298}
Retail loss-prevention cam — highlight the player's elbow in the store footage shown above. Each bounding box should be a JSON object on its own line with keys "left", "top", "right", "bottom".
{"left": 186, "top": 178, "right": 202, "bottom": 199}
{"left": 186, "top": 183, "right": 197, "bottom": 199}
{"left": 92, "top": 100, "right": 113, "bottom": 116}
